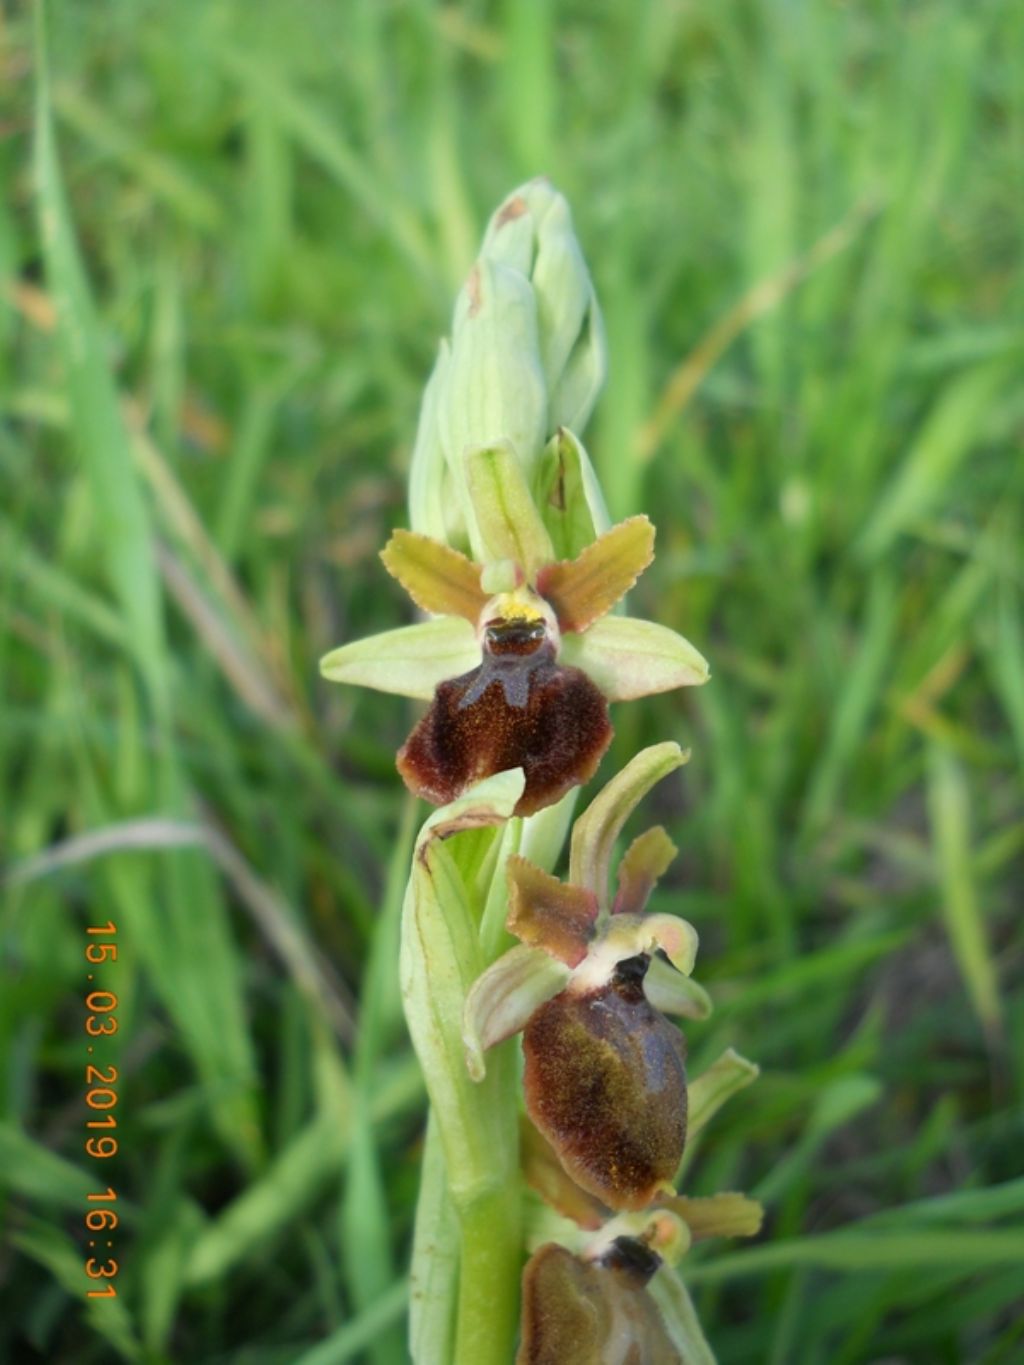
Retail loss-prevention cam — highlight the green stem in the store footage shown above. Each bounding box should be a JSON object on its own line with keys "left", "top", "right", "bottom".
{"left": 454, "top": 1181, "right": 522, "bottom": 1365}
{"left": 400, "top": 780, "right": 528, "bottom": 1364}
{"left": 450, "top": 1041, "right": 522, "bottom": 1365}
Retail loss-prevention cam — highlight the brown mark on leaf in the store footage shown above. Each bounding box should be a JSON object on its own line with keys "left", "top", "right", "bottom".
{"left": 397, "top": 637, "right": 612, "bottom": 818}
{"left": 517, "top": 1242, "right": 682, "bottom": 1365}
{"left": 549, "top": 435, "right": 568, "bottom": 512}
{"left": 523, "top": 957, "right": 688, "bottom": 1209}
{"left": 416, "top": 806, "right": 515, "bottom": 869}
{"left": 466, "top": 264, "right": 482, "bottom": 317}
{"left": 496, "top": 194, "right": 528, "bottom": 228}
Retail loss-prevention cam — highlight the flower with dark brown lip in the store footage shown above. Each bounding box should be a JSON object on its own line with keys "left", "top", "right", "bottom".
{"left": 396, "top": 596, "right": 612, "bottom": 817}
{"left": 518, "top": 1237, "right": 683, "bottom": 1365}
{"left": 320, "top": 448, "right": 709, "bottom": 818}
{"left": 464, "top": 744, "right": 705, "bottom": 1208}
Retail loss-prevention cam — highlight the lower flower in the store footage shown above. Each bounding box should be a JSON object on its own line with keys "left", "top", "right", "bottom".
{"left": 464, "top": 746, "right": 703, "bottom": 1209}
{"left": 518, "top": 1238, "right": 682, "bottom": 1365}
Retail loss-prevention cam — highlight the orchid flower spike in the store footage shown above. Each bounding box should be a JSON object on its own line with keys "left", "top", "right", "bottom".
{"left": 321, "top": 447, "right": 709, "bottom": 816}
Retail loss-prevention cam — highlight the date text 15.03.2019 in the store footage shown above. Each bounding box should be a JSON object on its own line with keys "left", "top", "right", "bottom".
{"left": 83, "top": 920, "right": 120, "bottom": 1299}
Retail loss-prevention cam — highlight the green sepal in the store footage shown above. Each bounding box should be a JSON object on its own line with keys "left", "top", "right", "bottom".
{"left": 465, "top": 443, "right": 555, "bottom": 578}
{"left": 533, "top": 428, "right": 611, "bottom": 561}
{"left": 568, "top": 743, "right": 688, "bottom": 905}
{"left": 408, "top": 340, "right": 455, "bottom": 545}
{"left": 560, "top": 616, "right": 710, "bottom": 701}
{"left": 526, "top": 189, "right": 596, "bottom": 401}
{"left": 463, "top": 944, "right": 571, "bottom": 1082}
{"left": 687, "top": 1049, "right": 760, "bottom": 1140}
{"left": 479, "top": 188, "right": 535, "bottom": 274}
{"left": 442, "top": 258, "right": 547, "bottom": 522}
{"left": 647, "top": 1268, "right": 718, "bottom": 1365}
{"left": 551, "top": 304, "right": 607, "bottom": 434}
{"left": 319, "top": 617, "right": 479, "bottom": 700}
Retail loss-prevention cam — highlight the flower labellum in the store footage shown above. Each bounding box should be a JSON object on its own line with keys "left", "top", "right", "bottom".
{"left": 517, "top": 1239, "right": 682, "bottom": 1365}
{"left": 523, "top": 954, "right": 688, "bottom": 1210}
{"left": 397, "top": 590, "right": 612, "bottom": 817}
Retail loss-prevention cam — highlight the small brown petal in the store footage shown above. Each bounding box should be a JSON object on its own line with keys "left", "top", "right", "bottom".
{"left": 380, "top": 529, "right": 488, "bottom": 623}
{"left": 662, "top": 1191, "right": 764, "bottom": 1242}
{"left": 535, "top": 516, "right": 655, "bottom": 634}
{"left": 523, "top": 958, "right": 688, "bottom": 1210}
{"left": 507, "top": 855, "right": 599, "bottom": 967}
{"left": 397, "top": 648, "right": 612, "bottom": 818}
{"left": 613, "top": 826, "right": 678, "bottom": 917}
{"left": 517, "top": 1242, "right": 682, "bottom": 1365}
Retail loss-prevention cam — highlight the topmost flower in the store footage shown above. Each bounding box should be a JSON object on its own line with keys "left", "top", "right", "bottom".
{"left": 320, "top": 443, "right": 709, "bottom": 816}
{"left": 321, "top": 179, "right": 708, "bottom": 816}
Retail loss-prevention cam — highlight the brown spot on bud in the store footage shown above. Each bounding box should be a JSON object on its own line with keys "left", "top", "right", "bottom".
{"left": 522, "top": 964, "right": 687, "bottom": 1209}
{"left": 466, "top": 264, "right": 482, "bottom": 317}
{"left": 517, "top": 1243, "right": 682, "bottom": 1365}
{"left": 496, "top": 194, "right": 528, "bottom": 227}
{"left": 397, "top": 641, "right": 612, "bottom": 818}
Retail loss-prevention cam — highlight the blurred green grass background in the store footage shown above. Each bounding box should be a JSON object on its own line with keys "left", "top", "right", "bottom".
{"left": 3, "top": 0, "right": 1024, "bottom": 1361}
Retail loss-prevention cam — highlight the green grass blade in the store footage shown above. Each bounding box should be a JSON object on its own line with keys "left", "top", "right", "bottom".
{"left": 926, "top": 742, "right": 1004, "bottom": 1039}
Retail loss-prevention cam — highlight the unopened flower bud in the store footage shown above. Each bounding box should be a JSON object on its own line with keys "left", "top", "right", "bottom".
{"left": 441, "top": 258, "right": 548, "bottom": 539}
{"left": 482, "top": 180, "right": 607, "bottom": 435}
{"left": 407, "top": 179, "right": 607, "bottom": 552}
{"left": 407, "top": 341, "right": 455, "bottom": 544}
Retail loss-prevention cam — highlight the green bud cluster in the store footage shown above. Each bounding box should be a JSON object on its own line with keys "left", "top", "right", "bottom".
{"left": 408, "top": 180, "right": 607, "bottom": 556}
